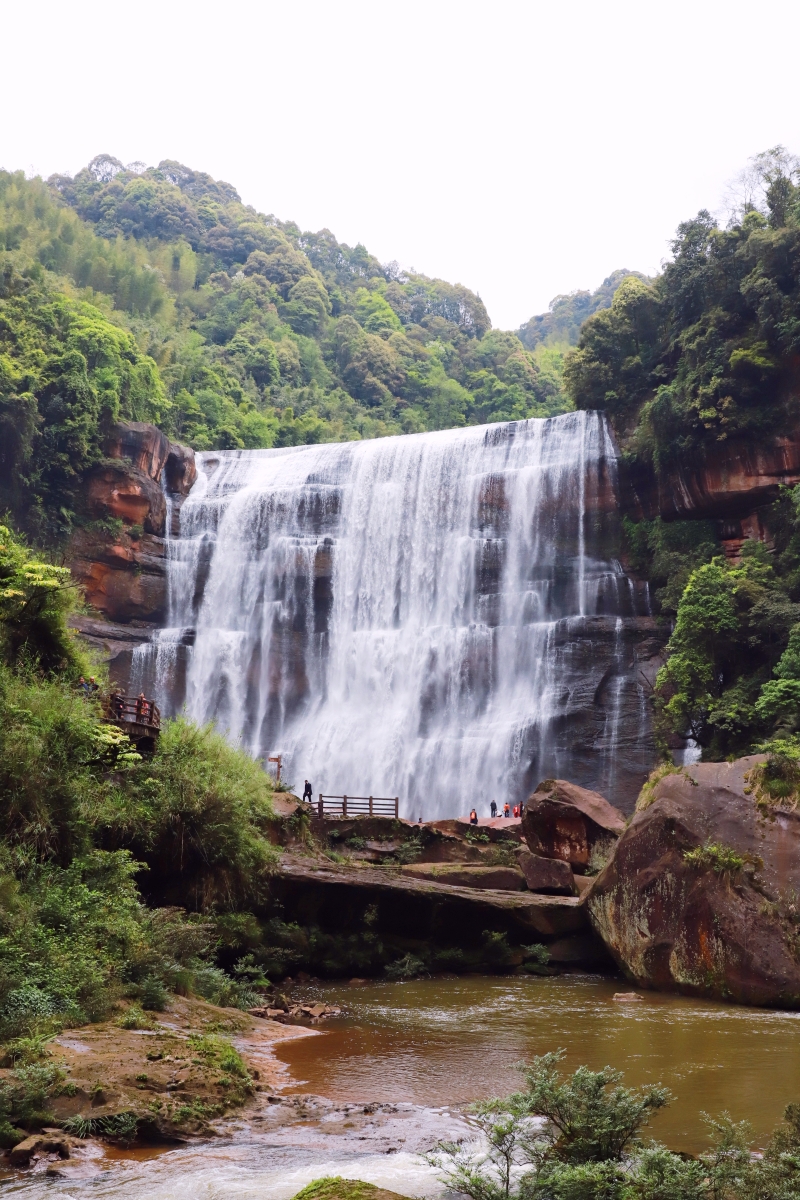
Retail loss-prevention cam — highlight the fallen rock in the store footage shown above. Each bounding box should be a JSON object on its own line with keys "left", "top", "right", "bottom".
{"left": 522, "top": 779, "right": 625, "bottom": 870}
{"left": 400, "top": 863, "right": 526, "bottom": 891}
{"left": 9, "top": 1131, "right": 77, "bottom": 1166}
{"left": 276, "top": 858, "right": 588, "bottom": 940}
{"left": 516, "top": 848, "right": 575, "bottom": 894}
{"left": 613, "top": 992, "right": 643, "bottom": 1002}
{"left": 588, "top": 755, "right": 800, "bottom": 1007}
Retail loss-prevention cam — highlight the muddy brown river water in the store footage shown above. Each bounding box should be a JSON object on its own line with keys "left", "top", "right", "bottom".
{"left": 6, "top": 974, "right": 800, "bottom": 1197}
{"left": 277, "top": 974, "right": 800, "bottom": 1152}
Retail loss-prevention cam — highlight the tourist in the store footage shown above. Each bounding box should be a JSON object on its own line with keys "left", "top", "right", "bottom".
{"left": 78, "top": 676, "right": 90, "bottom": 694}
{"left": 88, "top": 676, "right": 99, "bottom": 693}
{"left": 137, "top": 692, "right": 148, "bottom": 721}
{"left": 490, "top": 799, "right": 497, "bottom": 818}
{"left": 513, "top": 804, "right": 520, "bottom": 818}
{"left": 503, "top": 801, "right": 511, "bottom": 818}
{"left": 303, "top": 780, "right": 313, "bottom": 803}
{"left": 469, "top": 808, "right": 478, "bottom": 825}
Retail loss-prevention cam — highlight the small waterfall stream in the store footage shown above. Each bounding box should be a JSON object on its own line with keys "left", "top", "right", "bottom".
{"left": 133, "top": 412, "right": 653, "bottom": 816}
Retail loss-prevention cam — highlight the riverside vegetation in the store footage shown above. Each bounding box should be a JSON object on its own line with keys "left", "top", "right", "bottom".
{"left": 425, "top": 1051, "right": 800, "bottom": 1200}
{"left": 0, "top": 523, "right": 279, "bottom": 1142}
{"left": 289, "top": 1050, "right": 800, "bottom": 1200}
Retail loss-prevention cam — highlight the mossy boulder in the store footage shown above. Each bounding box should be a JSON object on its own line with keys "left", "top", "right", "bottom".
{"left": 292, "top": 1178, "right": 412, "bottom": 1200}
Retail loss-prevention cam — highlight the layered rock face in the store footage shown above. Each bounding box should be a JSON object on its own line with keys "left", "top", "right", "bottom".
{"left": 67, "top": 422, "right": 195, "bottom": 680}
{"left": 588, "top": 757, "right": 800, "bottom": 1007}
{"left": 623, "top": 428, "right": 800, "bottom": 557}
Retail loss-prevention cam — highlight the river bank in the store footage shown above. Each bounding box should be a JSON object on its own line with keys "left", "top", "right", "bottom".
{"left": 6, "top": 972, "right": 800, "bottom": 1191}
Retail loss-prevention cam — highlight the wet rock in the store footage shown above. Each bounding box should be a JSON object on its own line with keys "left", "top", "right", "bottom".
{"left": 9, "top": 1131, "right": 78, "bottom": 1166}
{"left": 588, "top": 756, "right": 800, "bottom": 1007}
{"left": 626, "top": 426, "right": 800, "bottom": 525}
{"left": 516, "top": 848, "right": 575, "bottom": 894}
{"left": 400, "top": 863, "right": 526, "bottom": 891}
{"left": 613, "top": 992, "right": 643, "bottom": 1002}
{"left": 165, "top": 441, "right": 197, "bottom": 495}
{"left": 522, "top": 779, "right": 625, "bottom": 871}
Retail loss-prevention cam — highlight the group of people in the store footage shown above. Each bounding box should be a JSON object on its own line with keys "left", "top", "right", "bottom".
{"left": 469, "top": 800, "right": 524, "bottom": 824}
{"left": 77, "top": 676, "right": 99, "bottom": 695}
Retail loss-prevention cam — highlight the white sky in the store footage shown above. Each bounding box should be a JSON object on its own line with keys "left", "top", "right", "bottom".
{"left": 3, "top": 0, "right": 799, "bottom": 330}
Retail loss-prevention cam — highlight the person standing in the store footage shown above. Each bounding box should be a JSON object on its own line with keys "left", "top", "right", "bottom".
{"left": 503, "top": 801, "right": 511, "bottom": 818}
{"left": 490, "top": 800, "right": 497, "bottom": 818}
{"left": 302, "top": 780, "right": 313, "bottom": 803}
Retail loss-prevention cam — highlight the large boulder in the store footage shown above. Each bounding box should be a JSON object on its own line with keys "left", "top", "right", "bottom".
{"left": 588, "top": 756, "right": 800, "bottom": 1007}
{"left": 522, "top": 779, "right": 625, "bottom": 871}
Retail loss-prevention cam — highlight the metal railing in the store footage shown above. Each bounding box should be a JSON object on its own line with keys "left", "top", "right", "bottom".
{"left": 106, "top": 694, "right": 161, "bottom": 731}
{"left": 317, "top": 794, "right": 399, "bottom": 818}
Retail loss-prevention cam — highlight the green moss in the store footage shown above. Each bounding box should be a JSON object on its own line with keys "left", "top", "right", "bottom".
{"left": 292, "top": 1179, "right": 411, "bottom": 1200}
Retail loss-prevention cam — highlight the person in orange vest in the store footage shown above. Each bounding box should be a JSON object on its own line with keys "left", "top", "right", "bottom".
{"left": 513, "top": 804, "right": 520, "bottom": 818}
{"left": 469, "top": 807, "right": 478, "bottom": 825}
{"left": 503, "top": 801, "right": 511, "bottom": 818}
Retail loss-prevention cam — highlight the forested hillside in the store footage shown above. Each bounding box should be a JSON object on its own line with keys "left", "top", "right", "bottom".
{"left": 0, "top": 156, "right": 575, "bottom": 539}
{"left": 565, "top": 147, "right": 800, "bottom": 763}
{"left": 517, "top": 268, "right": 650, "bottom": 350}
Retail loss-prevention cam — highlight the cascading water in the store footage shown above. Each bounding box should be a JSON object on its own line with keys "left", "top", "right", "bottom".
{"left": 135, "top": 411, "right": 656, "bottom": 817}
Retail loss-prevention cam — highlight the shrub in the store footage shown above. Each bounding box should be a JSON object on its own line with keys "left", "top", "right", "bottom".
{"left": 683, "top": 843, "right": 746, "bottom": 875}
{"left": 385, "top": 953, "right": 425, "bottom": 980}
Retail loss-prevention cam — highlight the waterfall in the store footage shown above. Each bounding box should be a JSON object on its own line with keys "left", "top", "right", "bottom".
{"left": 144, "top": 411, "right": 652, "bottom": 816}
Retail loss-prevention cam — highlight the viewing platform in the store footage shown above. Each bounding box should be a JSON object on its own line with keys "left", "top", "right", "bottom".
{"left": 105, "top": 693, "right": 161, "bottom": 751}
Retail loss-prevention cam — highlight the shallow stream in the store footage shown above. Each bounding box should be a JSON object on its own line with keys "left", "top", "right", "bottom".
{"left": 7, "top": 974, "right": 800, "bottom": 1197}
{"left": 277, "top": 974, "right": 800, "bottom": 1152}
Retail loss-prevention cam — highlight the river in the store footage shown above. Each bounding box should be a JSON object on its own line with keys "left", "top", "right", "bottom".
{"left": 6, "top": 974, "right": 800, "bottom": 1197}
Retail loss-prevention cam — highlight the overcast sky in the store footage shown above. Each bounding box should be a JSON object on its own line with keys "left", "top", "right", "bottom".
{"left": 3, "top": 0, "right": 799, "bottom": 330}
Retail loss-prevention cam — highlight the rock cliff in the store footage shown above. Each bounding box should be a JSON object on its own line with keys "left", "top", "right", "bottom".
{"left": 66, "top": 422, "right": 195, "bottom": 680}
{"left": 587, "top": 757, "right": 800, "bottom": 1007}
{"left": 622, "top": 427, "right": 800, "bottom": 557}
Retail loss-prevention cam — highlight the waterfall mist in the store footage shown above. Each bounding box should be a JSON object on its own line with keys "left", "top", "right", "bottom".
{"left": 133, "top": 412, "right": 656, "bottom": 817}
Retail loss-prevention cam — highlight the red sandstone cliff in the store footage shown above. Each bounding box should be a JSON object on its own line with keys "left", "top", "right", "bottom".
{"left": 67, "top": 422, "right": 195, "bottom": 625}
{"left": 623, "top": 427, "right": 800, "bottom": 556}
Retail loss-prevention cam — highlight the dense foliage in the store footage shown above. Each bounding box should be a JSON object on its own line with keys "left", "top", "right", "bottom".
{"left": 654, "top": 516, "right": 800, "bottom": 757}
{"left": 0, "top": 156, "right": 580, "bottom": 539}
{"left": 0, "top": 529, "right": 279, "bottom": 1044}
{"left": 0, "top": 265, "right": 166, "bottom": 541}
{"left": 566, "top": 148, "right": 800, "bottom": 472}
{"left": 517, "top": 269, "right": 649, "bottom": 351}
{"left": 430, "top": 1051, "right": 800, "bottom": 1200}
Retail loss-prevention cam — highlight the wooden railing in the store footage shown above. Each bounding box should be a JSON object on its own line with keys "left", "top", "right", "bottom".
{"left": 317, "top": 794, "right": 399, "bottom": 818}
{"left": 106, "top": 694, "right": 161, "bottom": 731}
